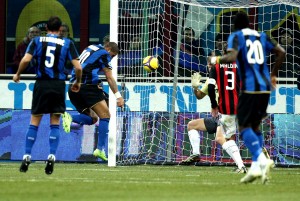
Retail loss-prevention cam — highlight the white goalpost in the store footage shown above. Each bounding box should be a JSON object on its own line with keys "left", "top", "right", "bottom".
{"left": 108, "top": 0, "right": 119, "bottom": 167}
{"left": 109, "top": 0, "right": 300, "bottom": 167}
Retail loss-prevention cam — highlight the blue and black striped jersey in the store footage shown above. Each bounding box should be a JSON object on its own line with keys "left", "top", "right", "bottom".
{"left": 70, "top": 44, "right": 113, "bottom": 84}
{"left": 227, "top": 28, "right": 277, "bottom": 93}
{"left": 26, "top": 33, "right": 79, "bottom": 80}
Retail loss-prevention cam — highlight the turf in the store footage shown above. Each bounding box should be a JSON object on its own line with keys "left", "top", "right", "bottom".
{"left": 0, "top": 162, "right": 299, "bottom": 201}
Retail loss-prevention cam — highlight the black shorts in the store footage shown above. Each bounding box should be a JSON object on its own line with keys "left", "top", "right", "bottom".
{"left": 31, "top": 79, "right": 66, "bottom": 115}
{"left": 68, "top": 84, "right": 108, "bottom": 113}
{"left": 204, "top": 117, "right": 218, "bottom": 134}
{"left": 237, "top": 93, "right": 270, "bottom": 128}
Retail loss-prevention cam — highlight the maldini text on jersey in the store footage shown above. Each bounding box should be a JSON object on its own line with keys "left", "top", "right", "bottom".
{"left": 219, "top": 63, "right": 238, "bottom": 68}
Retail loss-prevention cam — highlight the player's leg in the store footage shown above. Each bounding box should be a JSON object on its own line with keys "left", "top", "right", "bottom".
{"left": 252, "top": 99, "right": 274, "bottom": 184}
{"left": 20, "top": 114, "right": 43, "bottom": 173}
{"left": 44, "top": 113, "right": 61, "bottom": 175}
{"left": 252, "top": 123, "right": 274, "bottom": 184}
{"left": 20, "top": 80, "right": 46, "bottom": 173}
{"left": 44, "top": 80, "right": 66, "bottom": 174}
{"left": 238, "top": 94, "right": 263, "bottom": 183}
{"left": 254, "top": 114, "right": 270, "bottom": 159}
{"left": 217, "top": 115, "right": 246, "bottom": 173}
{"left": 91, "top": 100, "right": 110, "bottom": 161}
{"left": 63, "top": 84, "right": 98, "bottom": 132}
{"left": 179, "top": 118, "right": 203, "bottom": 164}
{"left": 239, "top": 94, "right": 273, "bottom": 183}
{"left": 187, "top": 118, "right": 206, "bottom": 156}
{"left": 72, "top": 109, "right": 98, "bottom": 125}
{"left": 180, "top": 117, "right": 217, "bottom": 165}
{"left": 254, "top": 129, "right": 270, "bottom": 159}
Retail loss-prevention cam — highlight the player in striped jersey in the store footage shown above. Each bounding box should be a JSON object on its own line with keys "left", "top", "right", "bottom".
{"left": 13, "top": 16, "right": 82, "bottom": 174}
{"left": 63, "top": 42, "right": 124, "bottom": 161}
{"left": 209, "top": 12, "right": 285, "bottom": 184}
{"left": 181, "top": 53, "right": 245, "bottom": 172}
{"left": 208, "top": 51, "right": 246, "bottom": 173}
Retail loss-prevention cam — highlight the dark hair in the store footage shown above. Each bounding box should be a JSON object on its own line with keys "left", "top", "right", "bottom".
{"left": 60, "top": 23, "right": 70, "bottom": 32}
{"left": 47, "top": 16, "right": 62, "bottom": 32}
{"left": 106, "top": 42, "right": 119, "bottom": 55}
{"left": 233, "top": 12, "right": 249, "bottom": 31}
{"left": 184, "top": 27, "right": 195, "bottom": 36}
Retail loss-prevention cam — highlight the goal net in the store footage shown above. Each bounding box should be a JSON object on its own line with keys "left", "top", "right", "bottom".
{"left": 113, "top": 0, "right": 300, "bottom": 166}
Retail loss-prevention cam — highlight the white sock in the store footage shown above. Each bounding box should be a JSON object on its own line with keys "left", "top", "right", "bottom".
{"left": 250, "top": 161, "right": 260, "bottom": 172}
{"left": 188, "top": 129, "right": 200, "bottom": 155}
{"left": 222, "top": 140, "right": 244, "bottom": 169}
{"left": 23, "top": 154, "right": 31, "bottom": 160}
{"left": 48, "top": 154, "right": 56, "bottom": 161}
{"left": 257, "top": 152, "right": 267, "bottom": 165}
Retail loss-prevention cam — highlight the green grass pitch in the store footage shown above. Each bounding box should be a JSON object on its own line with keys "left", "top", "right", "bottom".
{"left": 0, "top": 162, "right": 299, "bottom": 201}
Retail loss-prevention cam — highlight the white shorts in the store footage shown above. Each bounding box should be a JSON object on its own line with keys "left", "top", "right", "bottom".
{"left": 218, "top": 114, "right": 237, "bottom": 139}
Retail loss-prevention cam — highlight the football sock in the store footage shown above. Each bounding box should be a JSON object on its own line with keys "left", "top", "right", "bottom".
{"left": 188, "top": 129, "right": 200, "bottom": 155}
{"left": 49, "top": 125, "right": 60, "bottom": 155}
{"left": 257, "top": 152, "right": 268, "bottom": 165}
{"left": 72, "top": 114, "right": 93, "bottom": 125}
{"left": 222, "top": 140, "right": 244, "bottom": 169}
{"left": 255, "top": 131, "right": 264, "bottom": 147}
{"left": 25, "top": 125, "right": 38, "bottom": 155}
{"left": 250, "top": 161, "right": 260, "bottom": 172}
{"left": 241, "top": 128, "right": 261, "bottom": 161}
{"left": 97, "top": 118, "right": 110, "bottom": 150}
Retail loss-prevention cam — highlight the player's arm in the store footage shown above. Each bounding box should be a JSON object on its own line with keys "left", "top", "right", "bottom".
{"left": 103, "top": 67, "right": 124, "bottom": 107}
{"left": 13, "top": 39, "right": 40, "bottom": 82}
{"left": 207, "top": 67, "right": 219, "bottom": 117}
{"left": 191, "top": 72, "right": 206, "bottom": 99}
{"left": 70, "top": 59, "right": 82, "bottom": 92}
{"left": 270, "top": 44, "right": 286, "bottom": 88}
{"left": 194, "top": 88, "right": 206, "bottom": 99}
{"left": 68, "top": 42, "right": 82, "bottom": 92}
{"left": 13, "top": 53, "right": 33, "bottom": 83}
{"left": 207, "top": 66, "right": 218, "bottom": 110}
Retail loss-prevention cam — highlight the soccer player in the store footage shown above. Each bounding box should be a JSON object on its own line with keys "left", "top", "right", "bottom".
{"left": 181, "top": 63, "right": 246, "bottom": 173}
{"left": 179, "top": 72, "right": 219, "bottom": 165}
{"left": 62, "top": 42, "right": 124, "bottom": 161}
{"left": 13, "top": 16, "right": 82, "bottom": 174}
{"left": 208, "top": 49, "right": 247, "bottom": 173}
{"left": 209, "top": 11, "right": 286, "bottom": 184}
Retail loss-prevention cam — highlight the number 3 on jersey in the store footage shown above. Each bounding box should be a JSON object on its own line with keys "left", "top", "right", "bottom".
{"left": 225, "top": 71, "right": 234, "bottom": 90}
{"left": 246, "top": 39, "right": 264, "bottom": 64}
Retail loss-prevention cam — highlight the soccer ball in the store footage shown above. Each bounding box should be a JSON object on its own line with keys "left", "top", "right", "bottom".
{"left": 143, "top": 56, "right": 159, "bottom": 72}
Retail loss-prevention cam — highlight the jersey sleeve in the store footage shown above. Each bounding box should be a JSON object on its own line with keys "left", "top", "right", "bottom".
{"left": 99, "top": 54, "right": 112, "bottom": 70}
{"left": 26, "top": 40, "right": 37, "bottom": 56}
{"left": 208, "top": 67, "right": 218, "bottom": 109}
{"left": 68, "top": 41, "right": 79, "bottom": 60}
{"left": 200, "top": 79, "right": 209, "bottom": 95}
{"left": 265, "top": 34, "right": 277, "bottom": 53}
{"left": 227, "top": 32, "right": 239, "bottom": 52}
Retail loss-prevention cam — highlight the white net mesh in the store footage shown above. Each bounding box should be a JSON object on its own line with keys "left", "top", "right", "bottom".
{"left": 115, "top": 0, "right": 300, "bottom": 166}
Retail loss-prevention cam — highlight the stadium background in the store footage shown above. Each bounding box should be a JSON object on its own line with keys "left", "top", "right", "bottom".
{"left": 0, "top": 0, "right": 299, "bottom": 165}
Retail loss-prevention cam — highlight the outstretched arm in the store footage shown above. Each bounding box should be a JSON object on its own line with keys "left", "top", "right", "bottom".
{"left": 103, "top": 67, "right": 124, "bottom": 107}
{"left": 208, "top": 49, "right": 238, "bottom": 65}
{"left": 270, "top": 44, "right": 286, "bottom": 89}
{"left": 13, "top": 53, "right": 32, "bottom": 83}
{"left": 191, "top": 72, "right": 206, "bottom": 99}
{"left": 207, "top": 66, "right": 219, "bottom": 117}
{"left": 70, "top": 59, "right": 82, "bottom": 92}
